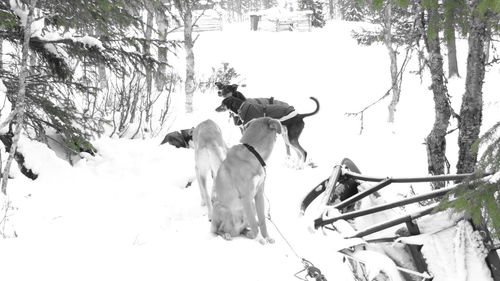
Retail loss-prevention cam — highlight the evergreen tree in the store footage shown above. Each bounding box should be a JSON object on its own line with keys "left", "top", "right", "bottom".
{"left": 338, "top": 0, "right": 366, "bottom": 21}
{"left": 299, "top": 0, "right": 326, "bottom": 28}
{"left": 0, "top": 0, "right": 171, "bottom": 175}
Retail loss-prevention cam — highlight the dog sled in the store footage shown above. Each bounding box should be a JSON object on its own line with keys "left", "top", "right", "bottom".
{"left": 299, "top": 158, "right": 500, "bottom": 281}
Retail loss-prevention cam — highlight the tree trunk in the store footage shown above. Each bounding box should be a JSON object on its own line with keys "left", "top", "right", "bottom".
{"left": 118, "top": 75, "right": 130, "bottom": 133}
{"left": 156, "top": 8, "right": 168, "bottom": 92}
{"left": 384, "top": 3, "right": 401, "bottom": 124}
{"left": 184, "top": 9, "right": 195, "bottom": 114}
{"left": 0, "top": 38, "right": 3, "bottom": 70}
{"left": 129, "top": 71, "right": 141, "bottom": 124}
{"left": 95, "top": 29, "right": 108, "bottom": 91}
{"left": 144, "top": 9, "right": 154, "bottom": 131}
{"left": 444, "top": 0, "right": 460, "bottom": 78}
{"left": 98, "top": 64, "right": 107, "bottom": 90}
{"left": 1, "top": 0, "right": 38, "bottom": 195}
{"left": 129, "top": 82, "right": 139, "bottom": 123}
{"left": 423, "top": 1, "right": 452, "bottom": 188}
{"left": 456, "top": 2, "right": 488, "bottom": 174}
{"left": 483, "top": 27, "right": 491, "bottom": 63}
{"left": 263, "top": 0, "right": 270, "bottom": 9}
{"left": 328, "top": 0, "right": 335, "bottom": 19}
{"left": 97, "top": 63, "right": 108, "bottom": 111}
{"left": 0, "top": 132, "right": 38, "bottom": 180}
{"left": 96, "top": 29, "right": 109, "bottom": 111}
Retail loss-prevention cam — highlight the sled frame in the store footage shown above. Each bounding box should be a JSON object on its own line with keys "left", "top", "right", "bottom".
{"left": 300, "top": 158, "right": 500, "bottom": 281}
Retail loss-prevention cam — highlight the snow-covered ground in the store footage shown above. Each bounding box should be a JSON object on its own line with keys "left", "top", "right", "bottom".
{"left": 1, "top": 19, "right": 499, "bottom": 281}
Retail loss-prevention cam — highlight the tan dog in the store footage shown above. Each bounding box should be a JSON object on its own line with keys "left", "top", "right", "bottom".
{"left": 211, "top": 117, "right": 282, "bottom": 243}
{"left": 193, "top": 119, "right": 228, "bottom": 221}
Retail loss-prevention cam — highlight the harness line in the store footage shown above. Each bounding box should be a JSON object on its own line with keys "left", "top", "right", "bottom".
{"left": 265, "top": 195, "right": 327, "bottom": 281}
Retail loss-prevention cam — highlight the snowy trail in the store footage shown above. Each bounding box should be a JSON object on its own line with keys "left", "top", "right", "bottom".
{"left": 1, "top": 137, "right": 355, "bottom": 281}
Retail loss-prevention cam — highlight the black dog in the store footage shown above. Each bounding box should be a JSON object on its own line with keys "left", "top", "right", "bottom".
{"left": 215, "top": 82, "right": 246, "bottom": 125}
{"left": 216, "top": 95, "right": 319, "bottom": 163}
{"left": 215, "top": 82, "right": 246, "bottom": 100}
{"left": 160, "top": 128, "right": 194, "bottom": 148}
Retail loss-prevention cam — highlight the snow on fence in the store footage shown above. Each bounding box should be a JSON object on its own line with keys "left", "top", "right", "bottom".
{"left": 192, "top": 9, "right": 223, "bottom": 32}
{"left": 249, "top": 10, "right": 312, "bottom": 32}
{"left": 171, "top": 9, "right": 223, "bottom": 33}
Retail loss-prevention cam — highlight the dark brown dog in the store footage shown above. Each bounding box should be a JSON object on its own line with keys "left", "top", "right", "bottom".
{"left": 160, "top": 128, "right": 194, "bottom": 148}
{"left": 215, "top": 82, "right": 246, "bottom": 100}
{"left": 215, "top": 82, "right": 247, "bottom": 126}
{"left": 216, "top": 95, "right": 319, "bottom": 164}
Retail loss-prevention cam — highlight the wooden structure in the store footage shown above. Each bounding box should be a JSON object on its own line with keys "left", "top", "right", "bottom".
{"left": 300, "top": 159, "right": 500, "bottom": 280}
{"left": 171, "top": 8, "right": 223, "bottom": 33}
{"left": 192, "top": 9, "right": 223, "bottom": 32}
{"left": 249, "top": 10, "right": 313, "bottom": 32}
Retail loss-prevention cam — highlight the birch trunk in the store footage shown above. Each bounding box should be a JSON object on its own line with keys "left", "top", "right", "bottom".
{"left": 129, "top": 84, "right": 139, "bottom": 124}
{"left": 97, "top": 63, "right": 108, "bottom": 98}
{"left": 144, "top": 9, "right": 154, "bottom": 131}
{"left": 0, "top": 38, "right": 3, "bottom": 70}
{"left": 98, "top": 64, "right": 107, "bottom": 90}
{"left": 444, "top": 0, "right": 459, "bottom": 78}
{"left": 263, "top": 0, "right": 270, "bottom": 9}
{"left": 423, "top": 1, "right": 452, "bottom": 188}
{"left": 1, "top": 0, "right": 38, "bottom": 195}
{"left": 184, "top": 9, "right": 195, "bottom": 113}
{"left": 483, "top": 27, "right": 491, "bottom": 63}
{"left": 95, "top": 30, "right": 109, "bottom": 112}
{"left": 456, "top": 2, "right": 487, "bottom": 174}
{"left": 235, "top": 0, "right": 242, "bottom": 20}
{"left": 156, "top": 9, "right": 168, "bottom": 91}
{"left": 385, "top": 3, "right": 401, "bottom": 124}
{"left": 96, "top": 27, "right": 108, "bottom": 91}
{"left": 328, "top": 0, "right": 334, "bottom": 19}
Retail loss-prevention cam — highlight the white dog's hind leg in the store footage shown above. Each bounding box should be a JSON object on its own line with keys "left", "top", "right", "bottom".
{"left": 195, "top": 165, "right": 212, "bottom": 220}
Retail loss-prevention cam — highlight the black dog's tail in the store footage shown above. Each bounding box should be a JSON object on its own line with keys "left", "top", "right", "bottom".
{"left": 297, "top": 97, "right": 320, "bottom": 119}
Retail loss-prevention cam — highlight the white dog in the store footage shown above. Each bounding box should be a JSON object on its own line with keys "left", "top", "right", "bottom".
{"left": 211, "top": 117, "right": 282, "bottom": 243}
{"left": 193, "top": 119, "right": 228, "bottom": 220}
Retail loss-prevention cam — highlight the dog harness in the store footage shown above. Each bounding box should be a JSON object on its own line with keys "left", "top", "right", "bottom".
{"left": 238, "top": 98, "right": 296, "bottom": 125}
{"left": 242, "top": 143, "right": 266, "bottom": 171}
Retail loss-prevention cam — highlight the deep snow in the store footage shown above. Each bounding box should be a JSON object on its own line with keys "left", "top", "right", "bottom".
{"left": 0, "top": 18, "right": 499, "bottom": 281}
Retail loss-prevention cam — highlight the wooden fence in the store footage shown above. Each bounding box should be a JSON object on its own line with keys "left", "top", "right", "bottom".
{"left": 171, "top": 9, "right": 223, "bottom": 33}
{"left": 192, "top": 9, "right": 223, "bottom": 32}
{"left": 249, "top": 10, "right": 313, "bottom": 32}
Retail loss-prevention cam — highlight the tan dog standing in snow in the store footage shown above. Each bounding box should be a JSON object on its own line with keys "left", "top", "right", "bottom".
{"left": 211, "top": 117, "right": 281, "bottom": 244}
{"left": 193, "top": 119, "right": 228, "bottom": 221}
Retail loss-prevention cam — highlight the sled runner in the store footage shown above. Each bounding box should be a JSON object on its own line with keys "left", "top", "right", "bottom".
{"left": 300, "top": 158, "right": 500, "bottom": 281}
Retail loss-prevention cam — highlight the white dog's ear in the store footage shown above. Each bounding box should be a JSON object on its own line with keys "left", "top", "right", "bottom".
{"left": 268, "top": 119, "right": 282, "bottom": 134}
